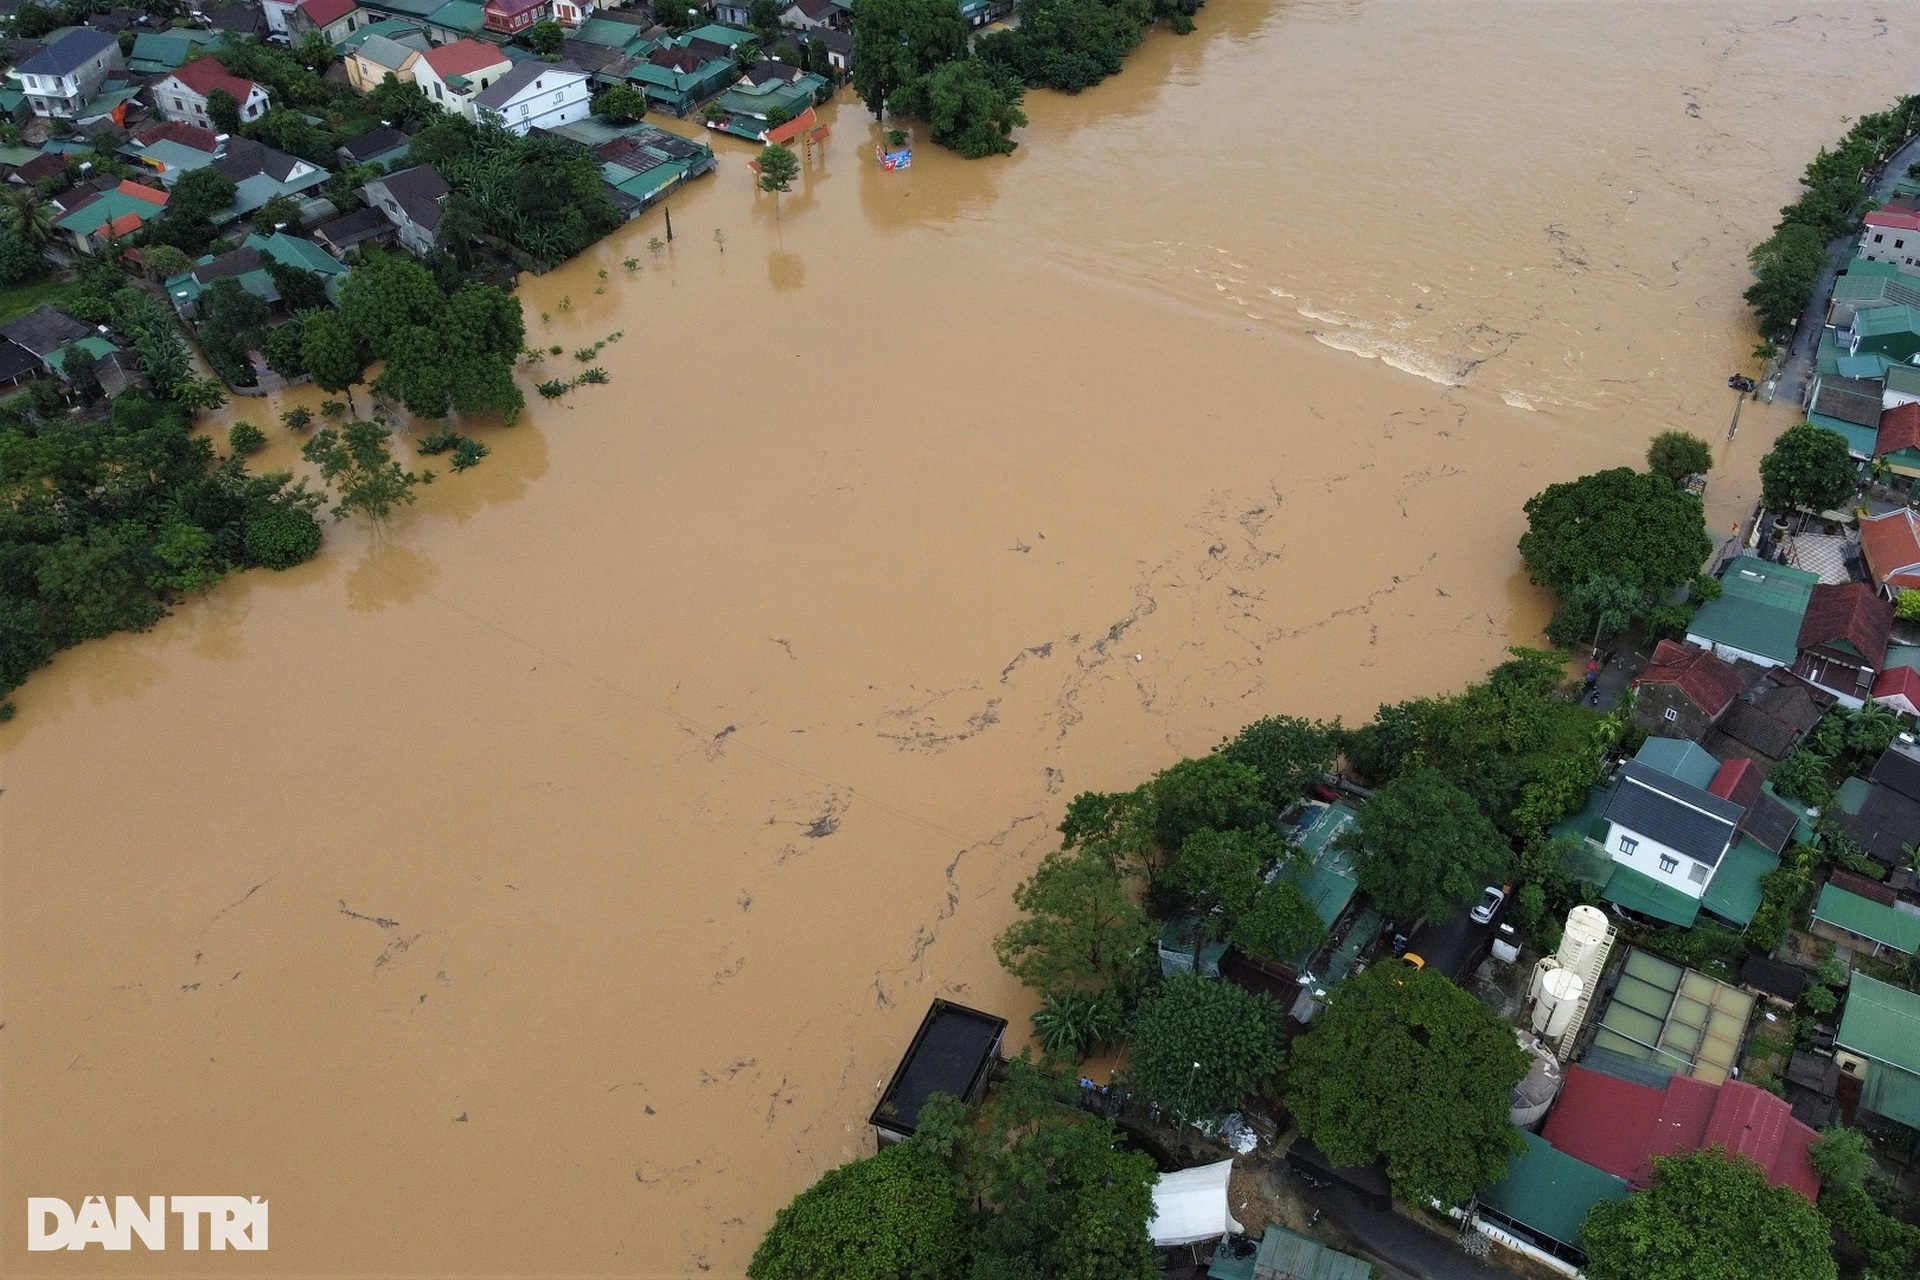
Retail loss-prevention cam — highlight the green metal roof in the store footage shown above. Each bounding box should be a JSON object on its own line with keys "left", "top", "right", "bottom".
{"left": 1836, "top": 774, "right": 1875, "bottom": 815}
{"left": 1687, "top": 557, "right": 1818, "bottom": 664}
{"left": 1837, "top": 973, "right": 1920, "bottom": 1071}
{"left": 1602, "top": 863, "right": 1700, "bottom": 927}
{"left": 1839, "top": 974, "right": 1920, "bottom": 1126}
{"left": 1700, "top": 836, "right": 1776, "bottom": 926}
{"left": 1861, "top": 1059, "right": 1920, "bottom": 1127}
{"left": 1814, "top": 883, "right": 1920, "bottom": 954}
{"left": 46, "top": 335, "right": 116, "bottom": 378}
{"left": 1836, "top": 352, "right": 1896, "bottom": 379}
{"left": 125, "top": 28, "right": 223, "bottom": 75}
{"left": 1247, "top": 1224, "right": 1372, "bottom": 1280}
{"left": 573, "top": 15, "right": 650, "bottom": 47}
{"left": 1886, "top": 363, "right": 1920, "bottom": 394}
{"left": 1478, "top": 1131, "right": 1629, "bottom": 1248}
{"left": 1834, "top": 270, "right": 1920, "bottom": 309}
{"left": 425, "top": 0, "right": 487, "bottom": 30}
{"left": 1807, "top": 413, "right": 1880, "bottom": 459}
{"left": 1551, "top": 785, "right": 1613, "bottom": 851}
{"left": 1634, "top": 737, "right": 1722, "bottom": 789}
{"left": 684, "top": 21, "right": 755, "bottom": 45}
{"left": 1855, "top": 305, "right": 1920, "bottom": 338}
{"left": 1845, "top": 256, "right": 1906, "bottom": 279}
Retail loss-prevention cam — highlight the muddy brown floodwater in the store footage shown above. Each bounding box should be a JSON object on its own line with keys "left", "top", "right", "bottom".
{"left": 4, "top": 2, "right": 1917, "bottom": 1275}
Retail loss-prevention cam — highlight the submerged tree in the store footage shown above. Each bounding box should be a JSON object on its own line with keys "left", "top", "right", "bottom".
{"left": 300, "top": 420, "right": 421, "bottom": 522}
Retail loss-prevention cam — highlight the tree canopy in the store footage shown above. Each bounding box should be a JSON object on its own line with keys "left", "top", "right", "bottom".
{"left": 1581, "top": 1150, "right": 1836, "bottom": 1280}
{"left": 1345, "top": 769, "right": 1510, "bottom": 923}
{"left": 1149, "top": 754, "right": 1265, "bottom": 849}
{"left": 0, "top": 393, "right": 322, "bottom": 710}
{"left": 994, "top": 845, "right": 1151, "bottom": 1000}
{"left": 1758, "top": 422, "right": 1854, "bottom": 514}
{"left": 747, "top": 1141, "right": 963, "bottom": 1280}
{"left": 1128, "top": 973, "right": 1285, "bottom": 1123}
{"left": 1287, "top": 964, "right": 1529, "bottom": 1205}
{"left": 331, "top": 250, "right": 525, "bottom": 420}
{"left": 1219, "top": 714, "right": 1340, "bottom": 811}
{"left": 1646, "top": 431, "right": 1713, "bottom": 486}
{"left": 1518, "top": 466, "right": 1711, "bottom": 639}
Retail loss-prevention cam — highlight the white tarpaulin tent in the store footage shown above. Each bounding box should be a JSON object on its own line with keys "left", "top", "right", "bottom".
{"left": 1146, "top": 1158, "right": 1243, "bottom": 1247}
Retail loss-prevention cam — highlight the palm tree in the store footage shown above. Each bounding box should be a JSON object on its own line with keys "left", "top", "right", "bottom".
{"left": 0, "top": 187, "right": 54, "bottom": 251}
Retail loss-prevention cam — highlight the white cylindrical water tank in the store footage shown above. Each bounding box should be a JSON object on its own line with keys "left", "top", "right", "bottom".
{"left": 1532, "top": 967, "right": 1584, "bottom": 1038}
{"left": 1557, "top": 905, "right": 1609, "bottom": 973}
{"left": 1528, "top": 958, "right": 1558, "bottom": 1003}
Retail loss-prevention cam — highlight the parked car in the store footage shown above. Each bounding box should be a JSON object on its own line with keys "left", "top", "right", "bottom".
{"left": 1470, "top": 885, "right": 1506, "bottom": 925}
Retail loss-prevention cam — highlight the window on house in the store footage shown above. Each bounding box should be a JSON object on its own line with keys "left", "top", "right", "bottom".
{"left": 1688, "top": 862, "right": 1709, "bottom": 884}
{"left": 1618, "top": 835, "right": 1638, "bottom": 855}
{"left": 552, "top": 90, "right": 563, "bottom": 103}
{"left": 1876, "top": 233, "right": 1886, "bottom": 243}
{"left": 433, "top": 82, "right": 442, "bottom": 98}
{"left": 1659, "top": 854, "right": 1679, "bottom": 874}
{"left": 519, "top": 104, "right": 530, "bottom": 117}
{"left": 1663, "top": 707, "right": 1678, "bottom": 722}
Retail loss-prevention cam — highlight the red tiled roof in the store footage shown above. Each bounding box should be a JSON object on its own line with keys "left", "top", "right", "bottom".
{"left": 1867, "top": 209, "right": 1920, "bottom": 233}
{"left": 134, "top": 120, "right": 221, "bottom": 152}
{"left": 1872, "top": 664, "right": 1920, "bottom": 713}
{"left": 1637, "top": 639, "right": 1747, "bottom": 718}
{"left": 1832, "top": 866, "right": 1898, "bottom": 905}
{"left": 1878, "top": 402, "right": 1920, "bottom": 458}
{"left": 169, "top": 57, "right": 260, "bottom": 105}
{"left": 786, "top": 0, "right": 835, "bottom": 17}
{"left": 115, "top": 179, "right": 169, "bottom": 207}
{"left": 297, "top": 0, "right": 358, "bottom": 26}
{"left": 1859, "top": 508, "right": 1920, "bottom": 589}
{"left": 1543, "top": 1066, "right": 1821, "bottom": 1201}
{"left": 1797, "top": 582, "right": 1893, "bottom": 664}
{"left": 1708, "top": 757, "right": 1762, "bottom": 809}
{"left": 419, "top": 37, "right": 509, "bottom": 79}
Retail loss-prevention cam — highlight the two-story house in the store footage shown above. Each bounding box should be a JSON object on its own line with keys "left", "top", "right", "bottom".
{"left": 1601, "top": 754, "right": 1743, "bottom": 901}
{"left": 473, "top": 61, "right": 589, "bottom": 135}
{"left": 1860, "top": 207, "right": 1920, "bottom": 277}
{"left": 14, "top": 28, "right": 123, "bottom": 120}
{"left": 153, "top": 58, "right": 271, "bottom": 129}
{"left": 362, "top": 165, "right": 448, "bottom": 256}
{"left": 413, "top": 39, "right": 514, "bottom": 121}
{"left": 483, "top": 0, "right": 548, "bottom": 35}
{"left": 343, "top": 29, "right": 430, "bottom": 93}
{"left": 1792, "top": 581, "right": 1893, "bottom": 707}
{"left": 552, "top": 0, "right": 595, "bottom": 26}
{"left": 290, "top": 0, "right": 366, "bottom": 45}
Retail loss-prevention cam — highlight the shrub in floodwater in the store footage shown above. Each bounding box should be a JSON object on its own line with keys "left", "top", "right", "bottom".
{"left": 280, "top": 406, "right": 313, "bottom": 432}
{"left": 536, "top": 379, "right": 569, "bottom": 399}
{"left": 450, "top": 437, "right": 489, "bottom": 471}
{"left": 242, "top": 503, "right": 323, "bottom": 569}
{"left": 319, "top": 399, "right": 347, "bottom": 420}
{"left": 228, "top": 420, "right": 266, "bottom": 456}
{"left": 579, "top": 367, "right": 609, "bottom": 384}
{"left": 416, "top": 427, "right": 461, "bottom": 455}
{"left": 623, "top": 257, "right": 640, "bottom": 271}
{"left": 549, "top": 344, "right": 563, "bottom": 356}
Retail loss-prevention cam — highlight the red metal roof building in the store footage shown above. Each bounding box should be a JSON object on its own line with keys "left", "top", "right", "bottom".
{"left": 1541, "top": 1064, "right": 1820, "bottom": 1202}
{"left": 1707, "top": 756, "right": 1762, "bottom": 809}
{"left": 296, "top": 0, "right": 359, "bottom": 29}
{"left": 1859, "top": 507, "right": 1920, "bottom": 595}
{"left": 484, "top": 0, "right": 548, "bottom": 34}
{"left": 1866, "top": 208, "right": 1920, "bottom": 234}
{"left": 1637, "top": 639, "right": 1748, "bottom": 721}
{"left": 169, "top": 57, "right": 262, "bottom": 106}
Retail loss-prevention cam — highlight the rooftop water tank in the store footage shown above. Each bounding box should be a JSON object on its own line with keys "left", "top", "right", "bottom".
{"left": 1531, "top": 966, "right": 1584, "bottom": 1038}
{"left": 1558, "top": 905, "right": 1609, "bottom": 973}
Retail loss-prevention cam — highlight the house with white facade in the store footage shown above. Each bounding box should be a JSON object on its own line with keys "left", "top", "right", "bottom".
{"left": 292, "top": 0, "right": 367, "bottom": 45}
{"left": 153, "top": 58, "right": 271, "bottom": 129}
{"left": 473, "top": 60, "right": 589, "bottom": 135}
{"left": 1599, "top": 757, "right": 1743, "bottom": 902}
{"left": 13, "top": 28, "right": 123, "bottom": 120}
{"left": 412, "top": 38, "right": 513, "bottom": 121}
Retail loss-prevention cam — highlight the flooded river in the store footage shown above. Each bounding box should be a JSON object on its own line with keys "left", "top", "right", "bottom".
{"left": 5, "top": 2, "right": 1916, "bottom": 1274}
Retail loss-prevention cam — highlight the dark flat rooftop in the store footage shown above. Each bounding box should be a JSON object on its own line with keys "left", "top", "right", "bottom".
{"left": 869, "top": 999, "right": 1006, "bottom": 1137}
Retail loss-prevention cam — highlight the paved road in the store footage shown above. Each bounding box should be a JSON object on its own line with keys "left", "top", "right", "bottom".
{"left": 1771, "top": 130, "right": 1920, "bottom": 407}
{"left": 1406, "top": 898, "right": 1506, "bottom": 983}
{"left": 1308, "top": 1183, "right": 1520, "bottom": 1280}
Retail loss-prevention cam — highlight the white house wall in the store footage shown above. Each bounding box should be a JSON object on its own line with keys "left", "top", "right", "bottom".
{"left": 1603, "top": 820, "right": 1714, "bottom": 898}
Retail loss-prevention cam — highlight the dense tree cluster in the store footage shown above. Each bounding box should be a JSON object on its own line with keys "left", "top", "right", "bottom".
{"left": 1287, "top": 964, "right": 1529, "bottom": 1205}
{"left": 1582, "top": 1150, "right": 1836, "bottom": 1280}
{"left": 750, "top": 1064, "right": 1158, "bottom": 1280}
{"left": 308, "top": 250, "right": 527, "bottom": 420}
{"left": 1758, "top": 422, "right": 1855, "bottom": 514}
{"left": 851, "top": 0, "right": 1030, "bottom": 156}
{"left": 407, "top": 117, "right": 624, "bottom": 269}
{"left": 0, "top": 393, "right": 323, "bottom": 709}
{"left": 1517, "top": 465, "right": 1712, "bottom": 648}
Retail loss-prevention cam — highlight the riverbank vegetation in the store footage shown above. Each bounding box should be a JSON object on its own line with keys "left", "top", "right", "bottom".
{"left": 0, "top": 392, "right": 323, "bottom": 714}
{"left": 1745, "top": 95, "right": 1920, "bottom": 338}
{"left": 752, "top": 427, "right": 1920, "bottom": 1274}
{"left": 852, "top": 0, "right": 1202, "bottom": 157}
